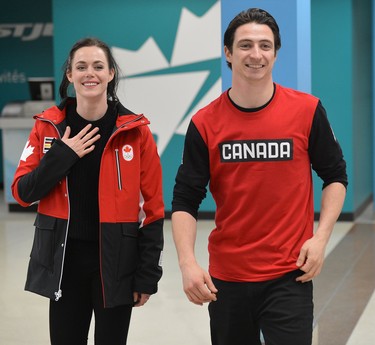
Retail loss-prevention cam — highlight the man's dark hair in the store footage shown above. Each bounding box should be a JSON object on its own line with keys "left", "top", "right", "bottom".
{"left": 224, "top": 8, "right": 281, "bottom": 69}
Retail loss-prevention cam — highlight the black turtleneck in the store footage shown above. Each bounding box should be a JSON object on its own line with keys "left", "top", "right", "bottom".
{"left": 66, "top": 101, "right": 117, "bottom": 241}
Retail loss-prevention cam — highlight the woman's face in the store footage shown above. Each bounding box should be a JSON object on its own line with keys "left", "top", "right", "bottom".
{"left": 67, "top": 46, "right": 114, "bottom": 102}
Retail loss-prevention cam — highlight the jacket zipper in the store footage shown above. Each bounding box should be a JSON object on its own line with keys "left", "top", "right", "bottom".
{"left": 109, "top": 115, "right": 145, "bottom": 192}
{"left": 36, "top": 117, "right": 69, "bottom": 301}
{"left": 99, "top": 113, "right": 146, "bottom": 307}
{"left": 115, "top": 148, "right": 122, "bottom": 190}
{"left": 55, "top": 176, "right": 70, "bottom": 301}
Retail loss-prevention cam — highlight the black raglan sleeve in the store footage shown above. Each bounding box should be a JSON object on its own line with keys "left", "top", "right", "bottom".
{"left": 308, "top": 101, "right": 348, "bottom": 189}
{"left": 17, "top": 139, "right": 79, "bottom": 203}
{"left": 171, "top": 120, "right": 210, "bottom": 219}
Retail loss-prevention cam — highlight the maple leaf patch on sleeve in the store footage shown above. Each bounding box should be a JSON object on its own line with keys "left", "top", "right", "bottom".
{"left": 20, "top": 140, "right": 35, "bottom": 162}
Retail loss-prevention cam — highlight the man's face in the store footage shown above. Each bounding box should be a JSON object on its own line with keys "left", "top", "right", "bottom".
{"left": 224, "top": 22, "right": 277, "bottom": 84}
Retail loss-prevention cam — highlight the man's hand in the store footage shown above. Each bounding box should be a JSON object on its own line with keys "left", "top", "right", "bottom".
{"left": 296, "top": 236, "right": 327, "bottom": 283}
{"left": 181, "top": 262, "right": 218, "bottom": 305}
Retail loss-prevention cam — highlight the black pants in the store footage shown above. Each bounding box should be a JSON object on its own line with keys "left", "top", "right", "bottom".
{"left": 49, "top": 239, "right": 132, "bottom": 345}
{"left": 208, "top": 270, "right": 313, "bottom": 345}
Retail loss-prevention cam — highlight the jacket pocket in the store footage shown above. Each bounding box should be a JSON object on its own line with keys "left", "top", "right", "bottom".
{"left": 117, "top": 224, "right": 139, "bottom": 280}
{"left": 114, "top": 149, "right": 123, "bottom": 190}
{"left": 30, "top": 214, "right": 56, "bottom": 272}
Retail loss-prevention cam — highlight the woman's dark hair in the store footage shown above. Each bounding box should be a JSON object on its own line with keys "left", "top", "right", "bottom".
{"left": 223, "top": 8, "right": 281, "bottom": 69}
{"left": 59, "top": 37, "right": 120, "bottom": 101}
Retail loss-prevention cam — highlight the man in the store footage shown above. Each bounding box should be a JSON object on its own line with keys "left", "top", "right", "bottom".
{"left": 171, "top": 8, "right": 347, "bottom": 345}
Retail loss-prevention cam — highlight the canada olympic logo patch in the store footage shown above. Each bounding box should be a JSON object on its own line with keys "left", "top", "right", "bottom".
{"left": 122, "top": 145, "right": 134, "bottom": 161}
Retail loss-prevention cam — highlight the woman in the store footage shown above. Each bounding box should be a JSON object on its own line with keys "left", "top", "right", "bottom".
{"left": 12, "top": 37, "right": 164, "bottom": 344}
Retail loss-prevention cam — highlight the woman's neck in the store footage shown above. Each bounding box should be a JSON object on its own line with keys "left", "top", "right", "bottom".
{"left": 75, "top": 96, "right": 108, "bottom": 121}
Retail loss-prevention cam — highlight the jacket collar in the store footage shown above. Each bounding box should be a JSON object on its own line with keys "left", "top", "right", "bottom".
{"left": 34, "top": 97, "right": 150, "bottom": 128}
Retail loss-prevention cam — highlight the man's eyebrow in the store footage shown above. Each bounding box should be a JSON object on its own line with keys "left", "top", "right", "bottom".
{"left": 237, "top": 38, "right": 273, "bottom": 44}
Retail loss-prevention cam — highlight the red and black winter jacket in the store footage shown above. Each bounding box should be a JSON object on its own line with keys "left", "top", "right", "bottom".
{"left": 12, "top": 98, "right": 164, "bottom": 307}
